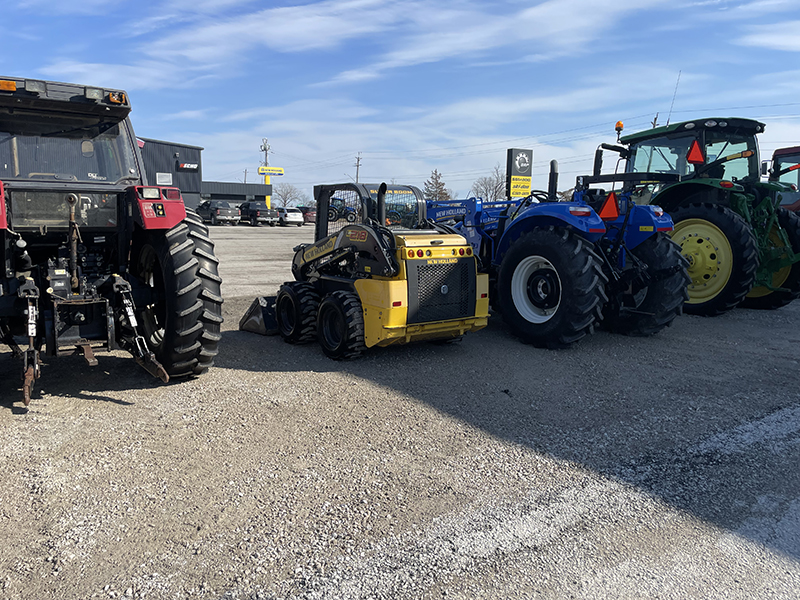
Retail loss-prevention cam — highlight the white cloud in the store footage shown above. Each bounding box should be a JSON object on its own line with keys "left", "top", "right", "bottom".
{"left": 738, "top": 21, "right": 800, "bottom": 52}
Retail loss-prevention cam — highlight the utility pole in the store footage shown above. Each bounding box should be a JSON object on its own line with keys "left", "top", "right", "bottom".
{"left": 354, "top": 152, "right": 362, "bottom": 183}
{"left": 243, "top": 168, "right": 247, "bottom": 183}
{"left": 260, "top": 138, "right": 270, "bottom": 167}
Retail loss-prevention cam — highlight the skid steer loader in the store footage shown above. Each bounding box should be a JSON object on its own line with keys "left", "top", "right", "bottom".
{"left": 239, "top": 183, "right": 489, "bottom": 358}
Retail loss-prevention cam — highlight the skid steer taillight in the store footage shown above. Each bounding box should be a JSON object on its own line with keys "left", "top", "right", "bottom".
{"left": 164, "top": 188, "right": 181, "bottom": 200}
{"left": 408, "top": 250, "right": 414, "bottom": 258}
{"left": 569, "top": 206, "right": 593, "bottom": 217}
{"left": 652, "top": 206, "right": 664, "bottom": 217}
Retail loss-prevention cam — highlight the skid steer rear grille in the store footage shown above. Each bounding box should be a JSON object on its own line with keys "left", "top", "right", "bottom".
{"left": 407, "top": 258, "right": 475, "bottom": 324}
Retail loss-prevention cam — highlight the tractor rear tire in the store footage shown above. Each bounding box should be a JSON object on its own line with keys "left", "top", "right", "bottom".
{"left": 132, "top": 211, "right": 223, "bottom": 378}
{"left": 670, "top": 203, "right": 759, "bottom": 316}
{"left": 276, "top": 281, "right": 320, "bottom": 344}
{"left": 184, "top": 210, "right": 224, "bottom": 373}
{"left": 741, "top": 208, "right": 800, "bottom": 310}
{"left": 317, "top": 291, "right": 366, "bottom": 359}
{"left": 496, "top": 227, "right": 607, "bottom": 349}
{"left": 602, "top": 233, "right": 689, "bottom": 336}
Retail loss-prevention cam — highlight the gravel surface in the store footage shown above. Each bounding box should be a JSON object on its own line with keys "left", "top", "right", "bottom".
{"left": 1, "top": 224, "right": 799, "bottom": 599}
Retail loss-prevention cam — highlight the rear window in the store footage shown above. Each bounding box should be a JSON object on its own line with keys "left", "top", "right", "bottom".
{"left": 249, "top": 202, "right": 268, "bottom": 209}
{"left": 212, "top": 201, "right": 231, "bottom": 208}
{"left": 287, "top": 208, "right": 301, "bottom": 213}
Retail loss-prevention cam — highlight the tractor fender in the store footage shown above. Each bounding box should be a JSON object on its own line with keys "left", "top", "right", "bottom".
{"left": 129, "top": 187, "right": 187, "bottom": 230}
{"left": 494, "top": 204, "right": 605, "bottom": 265}
{"left": 612, "top": 205, "right": 675, "bottom": 251}
{"left": 651, "top": 180, "right": 742, "bottom": 213}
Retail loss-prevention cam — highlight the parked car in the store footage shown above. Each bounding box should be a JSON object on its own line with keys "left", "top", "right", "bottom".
{"left": 297, "top": 206, "right": 317, "bottom": 224}
{"left": 239, "top": 201, "right": 278, "bottom": 227}
{"left": 197, "top": 200, "right": 240, "bottom": 225}
{"left": 276, "top": 207, "right": 305, "bottom": 227}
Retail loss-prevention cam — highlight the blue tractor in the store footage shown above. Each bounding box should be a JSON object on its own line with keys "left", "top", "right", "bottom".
{"left": 427, "top": 160, "right": 688, "bottom": 347}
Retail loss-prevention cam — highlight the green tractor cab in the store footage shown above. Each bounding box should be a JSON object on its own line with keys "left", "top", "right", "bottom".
{"left": 613, "top": 118, "right": 800, "bottom": 315}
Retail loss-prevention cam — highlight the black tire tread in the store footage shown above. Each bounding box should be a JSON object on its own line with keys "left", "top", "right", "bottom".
{"left": 276, "top": 281, "right": 321, "bottom": 344}
{"left": 497, "top": 227, "right": 608, "bottom": 349}
{"left": 671, "top": 203, "right": 759, "bottom": 316}
{"left": 318, "top": 291, "right": 366, "bottom": 360}
{"left": 602, "top": 233, "right": 690, "bottom": 336}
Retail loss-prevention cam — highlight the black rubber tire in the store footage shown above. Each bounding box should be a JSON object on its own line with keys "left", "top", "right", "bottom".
{"left": 183, "top": 210, "right": 224, "bottom": 373}
{"left": 297, "top": 222, "right": 303, "bottom": 227}
{"left": 602, "top": 233, "right": 690, "bottom": 336}
{"left": 741, "top": 208, "right": 800, "bottom": 310}
{"left": 317, "top": 291, "right": 365, "bottom": 360}
{"left": 132, "top": 210, "right": 223, "bottom": 378}
{"left": 346, "top": 212, "right": 356, "bottom": 223}
{"left": 496, "top": 227, "right": 608, "bottom": 349}
{"left": 670, "top": 203, "right": 759, "bottom": 316}
{"left": 279, "top": 219, "right": 286, "bottom": 227}
{"left": 275, "top": 281, "right": 320, "bottom": 344}
{"left": 269, "top": 221, "right": 276, "bottom": 227}
{"left": 250, "top": 216, "right": 259, "bottom": 227}
{"left": 210, "top": 214, "right": 218, "bottom": 226}
{"left": 328, "top": 208, "right": 338, "bottom": 222}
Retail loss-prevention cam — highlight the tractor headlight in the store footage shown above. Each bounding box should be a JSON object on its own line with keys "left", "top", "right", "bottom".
{"left": 141, "top": 187, "right": 160, "bottom": 199}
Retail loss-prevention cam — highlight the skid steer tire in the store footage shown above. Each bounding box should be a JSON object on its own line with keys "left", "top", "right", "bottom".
{"left": 670, "top": 203, "right": 759, "bottom": 316}
{"left": 276, "top": 281, "right": 320, "bottom": 344}
{"left": 741, "top": 208, "right": 800, "bottom": 310}
{"left": 602, "top": 233, "right": 690, "bottom": 336}
{"left": 497, "top": 227, "right": 607, "bottom": 349}
{"left": 132, "top": 211, "right": 223, "bottom": 378}
{"left": 317, "top": 291, "right": 365, "bottom": 360}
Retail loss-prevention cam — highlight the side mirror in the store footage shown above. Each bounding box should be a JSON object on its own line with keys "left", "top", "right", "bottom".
{"left": 761, "top": 161, "right": 770, "bottom": 177}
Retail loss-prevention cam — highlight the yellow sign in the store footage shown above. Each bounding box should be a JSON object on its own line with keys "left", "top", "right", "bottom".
{"left": 639, "top": 225, "right": 654, "bottom": 232}
{"left": 510, "top": 176, "right": 531, "bottom": 198}
{"left": 258, "top": 166, "right": 284, "bottom": 176}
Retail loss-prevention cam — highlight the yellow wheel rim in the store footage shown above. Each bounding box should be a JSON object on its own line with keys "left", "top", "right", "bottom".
{"left": 671, "top": 218, "right": 733, "bottom": 304}
{"left": 747, "top": 225, "right": 791, "bottom": 298}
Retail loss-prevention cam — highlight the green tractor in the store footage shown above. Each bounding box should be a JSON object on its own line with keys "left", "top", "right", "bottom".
{"left": 604, "top": 118, "right": 800, "bottom": 315}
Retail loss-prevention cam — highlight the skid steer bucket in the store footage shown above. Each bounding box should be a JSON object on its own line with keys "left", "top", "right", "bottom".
{"left": 239, "top": 296, "right": 278, "bottom": 335}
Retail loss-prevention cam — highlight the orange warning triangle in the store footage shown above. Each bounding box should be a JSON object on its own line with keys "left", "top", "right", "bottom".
{"left": 686, "top": 139, "right": 705, "bottom": 165}
{"left": 598, "top": 191, "right": 619, "bottom": 220}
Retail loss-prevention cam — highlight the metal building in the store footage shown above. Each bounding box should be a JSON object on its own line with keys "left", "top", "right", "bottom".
{"left": 138, "top": 137, "right": 203, "bottom": 207}
{"left": 138, "top": 138, "right": 272, "bottom": 209}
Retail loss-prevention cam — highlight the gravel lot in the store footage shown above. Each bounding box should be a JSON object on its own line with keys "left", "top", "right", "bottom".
{"left": 2, "top": 223, "right": 799, "bottom": 600}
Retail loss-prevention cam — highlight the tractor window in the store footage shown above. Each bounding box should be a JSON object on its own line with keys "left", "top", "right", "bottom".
{"left": 628, "top": 135, "right": 693, "bottom": 176}
{"left": 10, "top": 190, "right": 119, "bottom": 229}
{"left": 775, "top": 154, "right": 800, "bottom": 186}
{"left": 704, "top": 132, "right": 756, "bottom": 182}
{"left": 325, "top": 189, "right": 363, "bottom": 236}
{"left": 383, "top": 189, "right": 420, "bottom": 229}
{"left": 0, "top": 108, "right": 138, "bottom": 184}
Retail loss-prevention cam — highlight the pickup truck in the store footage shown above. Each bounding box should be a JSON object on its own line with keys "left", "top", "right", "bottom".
{"left": 239, "top": 200, "right": 278, "bottom": 226}
{"left": 197, "top": 200, "right": 241, "bottom": 225}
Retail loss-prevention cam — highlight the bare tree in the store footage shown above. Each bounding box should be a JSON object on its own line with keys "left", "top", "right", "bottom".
{"left": 470, "top": 164, "right": 505, "bottom": 202}
{"left": 273, "top": 183, "right": 309, "bottom": 208}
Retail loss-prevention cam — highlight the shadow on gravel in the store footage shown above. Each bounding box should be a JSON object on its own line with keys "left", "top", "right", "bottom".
{"left": 219, "top": 296, "right": 800, "bottom": 561}
{"left": 0, "top": 351, "right": 165, "bottom": 411}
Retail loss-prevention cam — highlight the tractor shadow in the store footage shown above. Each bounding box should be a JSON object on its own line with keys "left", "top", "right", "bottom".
{"left": 220, "top": 295, "right": 800, "bottom": 561}
{"left": 0, "top": 350, "right": 167, "bottom": 412}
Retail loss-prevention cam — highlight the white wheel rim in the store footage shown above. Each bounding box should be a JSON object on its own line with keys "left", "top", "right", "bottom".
{"left": 510, "top": 255, "right": 561, "bottom": 324}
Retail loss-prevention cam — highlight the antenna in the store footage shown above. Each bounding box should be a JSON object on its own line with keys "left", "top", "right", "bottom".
{"left": 666, "top": 70, "right": 681, "bottom": 126}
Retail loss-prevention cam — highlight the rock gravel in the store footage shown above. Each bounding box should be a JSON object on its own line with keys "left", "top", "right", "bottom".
{"left": 1, "top": 224, "right": 799, "bottom": 599}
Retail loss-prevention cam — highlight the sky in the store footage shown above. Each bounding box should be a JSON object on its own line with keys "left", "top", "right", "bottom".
{"left": 2, "top": 0, "right": 800, "bottom": 200}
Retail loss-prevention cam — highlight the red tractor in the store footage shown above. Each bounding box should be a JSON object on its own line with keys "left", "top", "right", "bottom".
{"left": 0, "top": 77, "right": 223, "bottom": 405}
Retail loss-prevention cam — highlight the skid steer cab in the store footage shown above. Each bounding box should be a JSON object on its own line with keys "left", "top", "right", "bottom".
{"left": 239, "top": 183, "right": 489, "bottom": 359}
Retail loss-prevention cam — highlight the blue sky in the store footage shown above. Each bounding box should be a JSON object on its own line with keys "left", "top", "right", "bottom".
{"left": 3, "top": 0, "right": 800, "bottom": 198}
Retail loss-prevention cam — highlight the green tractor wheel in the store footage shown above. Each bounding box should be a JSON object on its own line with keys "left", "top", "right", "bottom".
{"left": 670, "top": 203, "right": 759, "bottom": 316}
{"left": 741, "top": 208, "right": 800, "bottom": 310}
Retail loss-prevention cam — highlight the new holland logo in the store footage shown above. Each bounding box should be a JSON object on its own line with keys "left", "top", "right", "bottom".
{"left": 515, "top": 152, "right": 531, "bottom": 174}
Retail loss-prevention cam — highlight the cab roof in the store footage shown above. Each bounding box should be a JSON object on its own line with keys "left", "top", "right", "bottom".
{"left": 619, "top": 117, "right": 766, "bottom": 145}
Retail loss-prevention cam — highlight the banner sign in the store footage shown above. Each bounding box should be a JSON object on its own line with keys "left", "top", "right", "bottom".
{"left": 506, "top": 148, "right": 533, "bottom": 198}
{"left": 258, "top": 166, "right": 284, "bottom": 176}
